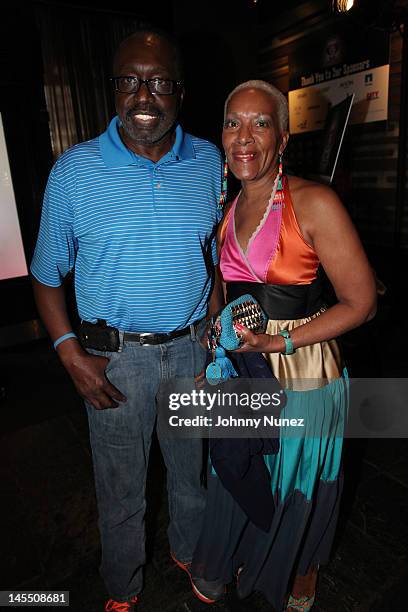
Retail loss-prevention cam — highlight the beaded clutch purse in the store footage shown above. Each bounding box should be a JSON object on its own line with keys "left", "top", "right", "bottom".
{"left": 205, "top": 294, "right": 268, "bottom": 385}
{"left": 213, "top": 294, "right": 268, "bottom": 351}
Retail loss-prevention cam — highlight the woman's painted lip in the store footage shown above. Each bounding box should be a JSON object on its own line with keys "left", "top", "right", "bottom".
{"left": 233, "top": 152, "right": 257, "bottom": 162}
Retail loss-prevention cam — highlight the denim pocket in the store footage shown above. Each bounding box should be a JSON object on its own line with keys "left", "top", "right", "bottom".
{"left": 85, "top": 347, "right": 107, "bottom": 358}
{"left": 85, "top": 347, "right": 119, "bottom": 375}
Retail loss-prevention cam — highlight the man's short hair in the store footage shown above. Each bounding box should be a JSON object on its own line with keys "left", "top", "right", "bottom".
{"left": 114, "top": 25, "right": 184, "bottom": 80}
{"left": 224, "top": 79, "right": 288, "bottom": 133}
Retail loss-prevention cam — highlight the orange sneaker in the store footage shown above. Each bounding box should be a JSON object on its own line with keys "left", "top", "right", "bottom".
{"left": 105, "top": 595, "right": 138, "bottom": 611}
{"left": 170, "top": 552, "right": 225, "bottom": 604}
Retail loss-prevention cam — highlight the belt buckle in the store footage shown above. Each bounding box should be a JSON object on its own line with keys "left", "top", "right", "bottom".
{"left": 139, "top": 333, "right": 154, "bottom": 345}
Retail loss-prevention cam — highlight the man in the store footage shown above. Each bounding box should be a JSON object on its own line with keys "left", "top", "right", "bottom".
{"left": 31, "top": 28, "right": 223, "bottom": 610}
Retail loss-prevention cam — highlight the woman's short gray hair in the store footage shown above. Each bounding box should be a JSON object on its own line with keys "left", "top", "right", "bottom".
{"left": 224, "top": 79, "right": 289, "bottom": 133}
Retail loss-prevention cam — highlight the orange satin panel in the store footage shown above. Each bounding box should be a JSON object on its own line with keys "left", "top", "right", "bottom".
{"left": 266, "top": 179, "right": 319, "bottom": 285}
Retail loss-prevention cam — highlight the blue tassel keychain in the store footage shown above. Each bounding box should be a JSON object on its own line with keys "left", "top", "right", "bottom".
{"left": 206, "top": 346, "right": 238, "bottom": 386}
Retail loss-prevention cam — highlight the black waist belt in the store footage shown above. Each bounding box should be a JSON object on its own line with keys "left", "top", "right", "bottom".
{"left": 123, "top": 327, "right": 193, "bottom": 344}
{"left": 226, "top": 278, "right": 324, "bottom": 320}
{"left": 79, "top": 319, "right": 196, "bottom": 351}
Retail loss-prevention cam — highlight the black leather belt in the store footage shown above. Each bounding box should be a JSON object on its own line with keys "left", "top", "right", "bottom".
{"left": 123, "top": 326, "right": 193, "bottom": 345}
{"left": 79, "top": 319, "right": 196, "bottom": 351}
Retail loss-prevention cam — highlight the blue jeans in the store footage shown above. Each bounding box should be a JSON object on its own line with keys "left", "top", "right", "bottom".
{"left": 86, "top": 325, "right": 207, "bottom": 601}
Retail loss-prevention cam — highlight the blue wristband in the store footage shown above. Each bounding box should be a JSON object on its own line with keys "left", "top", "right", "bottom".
{"left": 277, "top": 329, "right": 295, "bottom": 355}
{"left": 54, "top": 332, "right": 77, "bottom": 350}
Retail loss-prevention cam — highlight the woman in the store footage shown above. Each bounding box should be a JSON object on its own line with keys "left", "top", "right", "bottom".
{"left": 189, "top": 81, "right": 377, "bottom": 610}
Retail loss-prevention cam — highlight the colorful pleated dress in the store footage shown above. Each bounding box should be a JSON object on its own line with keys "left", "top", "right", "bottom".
{"left": 192, "top": 176, "right": 348, "bottom": 609}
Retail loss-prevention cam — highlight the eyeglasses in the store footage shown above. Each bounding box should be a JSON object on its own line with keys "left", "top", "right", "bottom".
{"left": 110, "top": 76, "right": 182, "bottom": 95}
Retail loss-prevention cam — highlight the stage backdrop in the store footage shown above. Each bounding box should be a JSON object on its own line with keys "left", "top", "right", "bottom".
{"left": 288, "top": 23, "right": 390, "bottom": 135}
{"left": 0, "top": 113, "right": 28, "bottom": 281}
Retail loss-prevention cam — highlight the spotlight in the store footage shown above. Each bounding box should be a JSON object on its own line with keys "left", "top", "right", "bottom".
{"left": 333, "top": 0, "right": 355, "bottom": 12}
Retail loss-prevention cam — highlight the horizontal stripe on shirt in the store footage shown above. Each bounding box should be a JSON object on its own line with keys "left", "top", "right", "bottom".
{"left": 31, "top": 118, "right": 223, "bottom": 332}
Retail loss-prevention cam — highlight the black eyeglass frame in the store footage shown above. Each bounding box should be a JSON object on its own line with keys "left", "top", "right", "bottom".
{"left": 109, "top": 76, "right": 183, "bottom": 95}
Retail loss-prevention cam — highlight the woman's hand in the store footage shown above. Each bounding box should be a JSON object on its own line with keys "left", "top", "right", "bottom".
{"left": 233, "top": 323, "right": 285, "bottom": 353}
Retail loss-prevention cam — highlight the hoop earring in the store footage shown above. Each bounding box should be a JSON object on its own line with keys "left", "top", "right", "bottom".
{"left": 218, "top": 158, "right": 228, "bottom": 209}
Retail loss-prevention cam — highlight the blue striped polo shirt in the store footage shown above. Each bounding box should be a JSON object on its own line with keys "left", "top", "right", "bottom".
{"left": 31, "top": 116, "right": 223, "bottom": 332}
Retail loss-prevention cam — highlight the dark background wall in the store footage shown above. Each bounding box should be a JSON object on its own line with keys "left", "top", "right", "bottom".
{"left": 1, "top": 0, "right": 407, "bottom": 341}
{"left": 1, "top": 6, "right": 53, "bottom": 329}
{"left": 258, "top": 0, "right": 408, "bottom": 251}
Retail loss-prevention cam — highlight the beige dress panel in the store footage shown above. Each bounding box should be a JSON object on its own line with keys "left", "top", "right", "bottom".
{"left": 263, "top": 309, "right": 343, "bottom": 391}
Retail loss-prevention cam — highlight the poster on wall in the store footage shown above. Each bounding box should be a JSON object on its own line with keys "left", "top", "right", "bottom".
{"left": 289, "top": 65, "right": 389, "bottom": 134}
{"left": 0, "top": 113, "right": 28, "bottom": 280}
{"left": 288, "top": 23, "right": 389, "bottom": 135}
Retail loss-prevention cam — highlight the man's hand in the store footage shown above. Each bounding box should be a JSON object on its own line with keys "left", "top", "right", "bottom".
{"left": 199, "top": 322, "right": 210, "bottom": 351}
{"left": 59, "top": 344, "right": 127, "bottom": 409}
{"left": 30, "top": 279, "right": 126, "bottom": 409}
